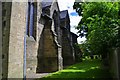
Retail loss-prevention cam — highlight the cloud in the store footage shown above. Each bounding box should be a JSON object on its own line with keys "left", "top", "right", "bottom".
{"left": 58, "top": 0, "right": 81, "bottom": 27}
{"left": 58, "top": 0, "right": 75, "bottom": 11}
{"left": 67, "top": 6, "right": 70, "bottom": 9}
{"left": 58, "top": 0, "right": 69, "bottom": 11}
{"left": 70, "top": 15, "right": 82, "bottom": 27}
{"left": 77, "top": 37, "right": 86, "bottom": 44}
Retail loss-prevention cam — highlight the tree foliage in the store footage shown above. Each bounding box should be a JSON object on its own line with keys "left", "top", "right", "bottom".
{"left": 73, "top": 2, "right": 120, "bottom": 55}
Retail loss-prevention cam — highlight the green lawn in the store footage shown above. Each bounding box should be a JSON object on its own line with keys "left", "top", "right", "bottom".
{"left": 37, "top": 59, "right": 112, "bottom": 80}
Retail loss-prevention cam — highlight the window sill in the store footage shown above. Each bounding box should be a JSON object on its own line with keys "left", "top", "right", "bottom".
{"left": 26, "top": 35, "right": 35, "bottom": 42}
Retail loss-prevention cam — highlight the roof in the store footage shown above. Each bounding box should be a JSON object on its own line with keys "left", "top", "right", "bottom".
{"left": 41, "top": 0, "right": 53, "bottom": 8}
{"left": 60, "top": 10, "right": 69, "bottom": 19}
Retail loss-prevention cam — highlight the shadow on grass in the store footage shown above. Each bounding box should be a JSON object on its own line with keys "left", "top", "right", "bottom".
{"left": 37, "top": 59, "right": 113, "bottom": 80}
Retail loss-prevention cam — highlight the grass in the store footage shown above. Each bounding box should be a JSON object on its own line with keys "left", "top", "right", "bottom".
{"left": 37, "top": 59, "right": 112, "bottom": 80}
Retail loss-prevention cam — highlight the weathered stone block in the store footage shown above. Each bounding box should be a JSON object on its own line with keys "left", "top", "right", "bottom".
{"left": 8, "top": 2, "right": 27, "bottom": 78}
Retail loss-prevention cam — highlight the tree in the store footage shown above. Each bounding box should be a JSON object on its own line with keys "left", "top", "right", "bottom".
{"left": 73, "top": 2, "right": 120, "bottom": 56}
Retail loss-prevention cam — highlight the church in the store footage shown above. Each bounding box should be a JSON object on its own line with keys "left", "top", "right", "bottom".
{"left": 0, "top": 0, "right": 81, "bottom": 79}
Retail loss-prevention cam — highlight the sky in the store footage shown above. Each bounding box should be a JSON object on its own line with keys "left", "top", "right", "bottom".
{"left": 58, "top": 0, "right": 86, "bottom": 44}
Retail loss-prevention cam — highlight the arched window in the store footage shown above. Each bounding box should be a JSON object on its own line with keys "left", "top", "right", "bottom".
{"left": 26, "top": 1, "right": 37, "bottom": 39}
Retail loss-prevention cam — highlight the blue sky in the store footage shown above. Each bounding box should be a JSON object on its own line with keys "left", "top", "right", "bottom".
{"left": 58, "top": 0, "right": 86, "bottom": 43}
{"left": 70, "top": 12, "right": 78, "bottom": 16}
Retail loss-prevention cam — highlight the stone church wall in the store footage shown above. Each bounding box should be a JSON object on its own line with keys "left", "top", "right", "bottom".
{"left": 2, "top": 2, "right": 12, "bottom": 78}
{"left": 36, "top": 0, "right": 63, "bottom": 73}
{"left": 1, "top": 0, "right": 79, "bottom": 79}
{"left": 1, "top": 2, "right": 27, "bottom": 78}
{"left": 8, "top": 2, "right": 27, "bottom": 78}
{"left": 26, "top": 1, "right": 43, "bottom": 77}
{"left": 0, "top": 2, "right": 2, "bottom": 80}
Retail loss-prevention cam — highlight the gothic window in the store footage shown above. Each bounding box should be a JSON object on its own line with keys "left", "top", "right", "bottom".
{"left": 26, "top": 2, "right": 37, "bottom": 39}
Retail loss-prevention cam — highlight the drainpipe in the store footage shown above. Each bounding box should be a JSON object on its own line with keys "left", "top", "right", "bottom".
{"left": 23, "top": 2, "right": 29, "bottom": 80}
{"left": 23, "top": 35, "right": 27, "bottom": 80}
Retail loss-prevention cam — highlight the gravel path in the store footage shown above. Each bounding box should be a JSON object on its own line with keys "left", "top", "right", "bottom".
{"left": 26, "top": 73, "right": 50, "bottom": 80}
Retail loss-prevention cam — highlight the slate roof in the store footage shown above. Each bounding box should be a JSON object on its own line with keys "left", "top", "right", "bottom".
{"left": 60, "top": 10, "right": 68, "bottom": 19}
{"left": 41, "top": 0, "right": 53, "bottom": 8}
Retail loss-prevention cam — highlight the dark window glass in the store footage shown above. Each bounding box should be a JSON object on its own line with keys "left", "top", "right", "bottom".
{"left": 26, "top": 2, "right": 30, "bottom": 35}
{"left": 29, "top": 3, "right": 34, "bottom": 36}
{"left": 26, "top": 2, "right": 34, "bottom": 37}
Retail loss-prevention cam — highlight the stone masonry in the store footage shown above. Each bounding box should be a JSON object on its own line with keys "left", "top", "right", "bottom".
{"left": 70, "top": 32, "right": 82, "bottom": 62}
{"left": 60, "top": 10, "right": 75, "bottom": 67}
{"left": 0, "top": 1, "right": 2, "bottom": 80}
{"left": 36, "top": 0, "right": 63, "bottom": 73}
{"left": 8, "top": 2, "right": 27, "bottom": 78}
{"left": 26, "top": 2, "right": 41, "bottom": 77}
{"left": 2, "top": 2, "right": 27, "bottom": 79}
{"left": 2, "top": 2, "right": 12, "bottom": 78}
{"left": 1, "top": 0, "right": 81, "bottom": 79}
